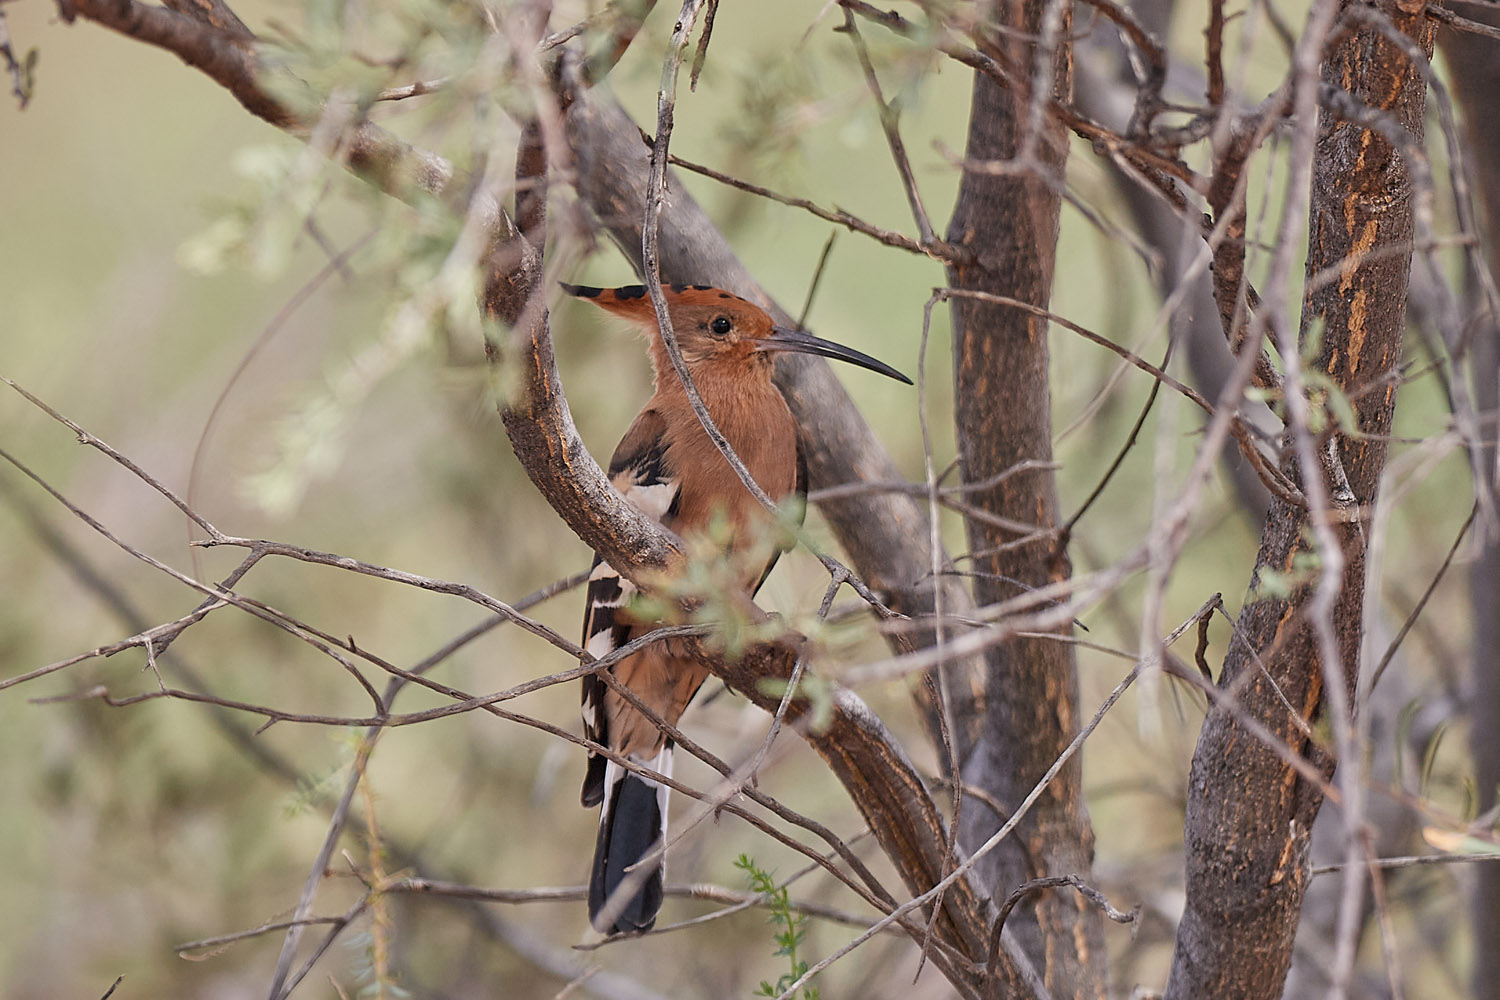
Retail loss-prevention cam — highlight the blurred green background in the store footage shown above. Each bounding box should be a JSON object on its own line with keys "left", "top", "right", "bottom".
{"left": 0, "top": 0, "right": 1481, "bottom": 996}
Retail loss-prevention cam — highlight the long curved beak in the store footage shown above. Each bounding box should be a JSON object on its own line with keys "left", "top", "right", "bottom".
{"left": 758, "top": 326, "right": 913, "bottom": 384}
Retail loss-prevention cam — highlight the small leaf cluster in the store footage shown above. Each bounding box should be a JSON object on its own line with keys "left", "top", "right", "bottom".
{"left": 734, "top": 854, "right": 820, "bottom": 1000}
{"left": 630, "top": 504, "right": 804, "bottom": 660}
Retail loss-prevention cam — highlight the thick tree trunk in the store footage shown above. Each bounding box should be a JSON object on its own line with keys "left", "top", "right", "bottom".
{"left": 1439, "top": 10, "right": 1500, "bottom": 998}
{"left": 945, "top": 7, "right": 1107, "bottom": 997}
{"left": 1165, "top": 4, "right": 1434, "bottom": 996}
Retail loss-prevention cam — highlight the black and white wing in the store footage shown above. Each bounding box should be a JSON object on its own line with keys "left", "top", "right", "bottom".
{"left": 579, "top": 408, "right": 681, "bottom": 807}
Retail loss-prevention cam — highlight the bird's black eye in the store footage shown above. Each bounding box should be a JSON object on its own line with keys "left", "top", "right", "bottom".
{"left": 710, "top": 316, "right": 733, "bottom": 336}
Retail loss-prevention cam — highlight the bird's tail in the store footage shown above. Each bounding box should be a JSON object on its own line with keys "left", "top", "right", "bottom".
{"left": 588, "top": 746, "right": 672, "bottom": 934}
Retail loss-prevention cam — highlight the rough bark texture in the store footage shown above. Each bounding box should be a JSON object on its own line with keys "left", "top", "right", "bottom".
{"left": 1165, "top": 5, "right": 1434, "bottom": 996}
{"left": 563, "top": 90, "right": 985, "bottom": 748}
{"left": 944, "top": 7, "right": 1107, "bottom": 997}
{"left": 1441, "top": 10, "right": 1500, "bottom": 998}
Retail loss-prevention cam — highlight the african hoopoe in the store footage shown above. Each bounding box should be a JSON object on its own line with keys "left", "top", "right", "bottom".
{"left": 562, "top": 281, "right": 911, "bottom": 934}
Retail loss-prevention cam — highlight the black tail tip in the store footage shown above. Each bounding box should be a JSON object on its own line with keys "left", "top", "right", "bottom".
{"left": 588, "top": 860, "right": 664, "bottom": 935}
{"left": 589, "top": 881, "right": 662, "bottom": 935}
{"left": 589, "top": 773, "right": 666, "bottom": 934}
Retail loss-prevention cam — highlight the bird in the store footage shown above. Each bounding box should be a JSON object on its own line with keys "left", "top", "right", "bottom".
{"left": 561, "top": 280, "right": 912, "bottom": 934}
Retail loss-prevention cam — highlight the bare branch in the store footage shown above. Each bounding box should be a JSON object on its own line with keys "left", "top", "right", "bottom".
{"left": 658, "top": 145, "right": 972, "bottom": 264}
{"left": 835, "top": 6, "right": 938, "bottom": 245}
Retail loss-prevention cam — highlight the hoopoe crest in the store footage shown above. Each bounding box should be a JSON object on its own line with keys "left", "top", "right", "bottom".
{"left": 561, "top": 281, "right": 910, "bottom": 935}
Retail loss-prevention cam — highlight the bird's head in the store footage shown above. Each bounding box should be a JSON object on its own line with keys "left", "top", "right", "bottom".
{"left": 560, "top": 282, "right": 912, "bottom": 385}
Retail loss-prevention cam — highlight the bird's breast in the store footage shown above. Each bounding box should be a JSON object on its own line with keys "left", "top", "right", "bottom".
{"left": 661, "top": 379, "right": 799, "bottom": 544}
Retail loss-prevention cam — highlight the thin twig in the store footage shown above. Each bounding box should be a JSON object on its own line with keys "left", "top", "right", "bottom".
{"left": 1311, "top": 852, "right": 1500, "bottom": 875}
{"left": 1058, "top": 338, "right": 1173, "bottom": 544}
{"left": 270, "top": 895, "right": 372, "bottom": 999}
{"left": 807, "top": 461, "right": 1060, "bottom": 503}
{"left": 1370, "top": 501, "right": 1477, "bottom": 690}
{"left": 266, "top": 735, "right": 378, "bottom": 999}
{"left": 374, "top": 76, "right": 449, "bottom": 100}
{"left": 985, "top": 874, "right": 1138, "bottom": 974}
{"left": 4, "top": 377, "right": 224, "bottom": 539}
{"left": 0, "top": 447, "right": 389, "bottom": 712}
{"left": 796, "top": 230, "right": 839, "bottom": 331}
{"left": 178, "top": 912, "right": 358, "bottom": 955}
{"left": 836, "top": 5, "right": 936, "bottom": 244}
{"left": 393, "top": 877, "right": 879, "bottom": 928}
{"left": 200, "top": 535, "right": 583, "bottom": 657}
{"left": 688, "top": 0, "right": 719, "bottom": 90}
{"left": 659, "top": 146, "right": 972, "bottom": 265}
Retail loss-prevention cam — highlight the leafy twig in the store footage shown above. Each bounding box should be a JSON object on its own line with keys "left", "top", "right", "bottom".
{"left": 736, "top": 855, "right": 821, "bottom": 1000}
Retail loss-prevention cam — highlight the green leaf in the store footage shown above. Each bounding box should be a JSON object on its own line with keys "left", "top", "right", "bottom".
{"left": 738, "top": 852, "right": 819, "bottom": 999}
{"left": 1249, "top": 566, "right": 1297, "bottom": 601}
{"left": 1301, "top": 314, "right": 1327, "bottom": 362}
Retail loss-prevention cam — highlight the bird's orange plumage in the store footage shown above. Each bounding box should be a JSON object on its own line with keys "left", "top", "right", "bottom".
{"left": 561, "top": 280, "right": 909, "bottom": 935}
